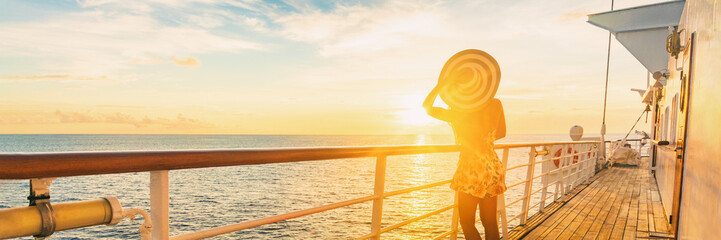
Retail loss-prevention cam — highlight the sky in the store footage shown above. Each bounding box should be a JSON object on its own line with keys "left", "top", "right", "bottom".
{"left": 0, "top": 0, "right": 666, "bottom": 135}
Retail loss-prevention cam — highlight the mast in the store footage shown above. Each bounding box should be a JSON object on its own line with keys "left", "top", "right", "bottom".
{"left": 600, "top": 0, "right": 614, "bottom": 164}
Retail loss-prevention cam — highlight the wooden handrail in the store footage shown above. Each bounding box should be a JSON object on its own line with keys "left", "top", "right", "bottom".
{"left": 0, "top": 141, "right": 602, "bottom": 180}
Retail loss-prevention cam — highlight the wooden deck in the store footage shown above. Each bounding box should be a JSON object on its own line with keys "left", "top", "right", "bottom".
{"left": 509, "top": 165, "right": 672, "bottom": 239}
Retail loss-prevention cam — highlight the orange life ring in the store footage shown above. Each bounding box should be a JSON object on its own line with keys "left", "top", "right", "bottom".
{"left": 553, "top": 147, "right": 583, "bottom": 167}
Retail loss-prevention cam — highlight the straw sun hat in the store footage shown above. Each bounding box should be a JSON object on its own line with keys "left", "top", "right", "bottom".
{"left": 438, "top": 49, "right": 501, "bottom": 112}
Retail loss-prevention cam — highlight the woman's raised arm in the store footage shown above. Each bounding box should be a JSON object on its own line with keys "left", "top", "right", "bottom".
{"left": 423, "top": 84, "right": 454, "bottom": 122}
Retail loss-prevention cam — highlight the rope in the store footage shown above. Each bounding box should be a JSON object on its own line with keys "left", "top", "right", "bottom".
{"left": 624, "top": 108, "right": 648, "bottom": 140}
{"left": 607, "top": 108, "right": 648, "bottom": 162}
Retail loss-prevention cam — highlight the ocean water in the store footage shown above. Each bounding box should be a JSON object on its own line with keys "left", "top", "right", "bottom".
{"left": 0, "top": 134, "right": 632, "bottom": 239}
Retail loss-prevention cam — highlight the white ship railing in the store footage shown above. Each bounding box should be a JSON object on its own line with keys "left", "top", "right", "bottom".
{"left": 0, "top": 139, "right": 641, "bottom": 239}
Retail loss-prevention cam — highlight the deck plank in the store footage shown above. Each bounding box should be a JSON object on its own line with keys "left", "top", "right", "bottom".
{"left": 609, "top": 167, "right": 635, "bottom": 239}
{"left": 595, "top": 169, "right": 629, "bottom": 239}
{"left": 581, "top": 168, "right": 626, "bottom": 240}
{"left": 515, "top": 166, "right": 671, "bottom": 240}
{"left": 554, "top": 169, "right": 621, "bottom": 240}
{"left": 622, "top": 169, "right": 640, "bottom": 240}
{"left": 507, "top": 170, "right": 607, "bottom": 239}
{"left": 637, "top": 171, "right": 649, "bottom": 234}
{"left": 529, "top": 171, "right": 608, "bottom": 239}
{"left": 571, "top": 166, "right": 624, "bottom": 238}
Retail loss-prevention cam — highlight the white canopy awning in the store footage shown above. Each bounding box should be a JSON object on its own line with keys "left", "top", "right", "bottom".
{"left": 588, "top": 1, "right": 685, "bottom": 74}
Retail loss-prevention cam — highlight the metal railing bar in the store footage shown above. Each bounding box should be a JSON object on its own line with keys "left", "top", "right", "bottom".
{"left": 505, "top": 195, "right": 528, "bottom": 208}
{"left": 506, "top": 163, "right": 531, "bottom": 171}
{"left": 506, "top": 188, "right": 565, "bottom": 224}
{"left": 0, "top": 141, "right": 604, "bottom": 179}
{"left": 506, "top": 180, "right": 528, "bottom": 189}
{"left": 505, "top": 180, "right": 559, "bottom": 216}
{"left": 529, "top": 184, "right": 548, "bottom": 196}
{"left": 384, "top": 180, "right": 452, "bottom": 198}
{"left": 535, "top": 149, "right": 595, "bottom": 164}
{"left": 357, "top": 205, "right": 455, "bottom": 240}
{"left": 532, "top": 172, "right": 547, "bottom": 180}
{"left": 432, "top": 216, "right": 486, "bottom": 240}
{"left": 507, "top": 212, "right": 525, "bottom": 222}
{"left": 170, "top": 195, "right": 378, "bottom": 240}
{"left": 0, "top": 140, "right": 612, "bottom": 240}
{"left": 432, "top": 229, "right": 455, "bottom": 240}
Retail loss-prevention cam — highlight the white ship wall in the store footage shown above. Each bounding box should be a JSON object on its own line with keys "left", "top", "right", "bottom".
{"left": 655, "top": 148, "right": 676, "bottom": 216}
{"left": 653, "top": 6, "right": 686, "bottom": 224}
{"left": 673, "top": 0, "right": 721, "bottom": 239}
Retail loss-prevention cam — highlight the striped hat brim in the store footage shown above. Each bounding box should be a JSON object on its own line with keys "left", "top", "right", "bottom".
{"left": 438, "top": 49, "right": 501, "bottom": 112}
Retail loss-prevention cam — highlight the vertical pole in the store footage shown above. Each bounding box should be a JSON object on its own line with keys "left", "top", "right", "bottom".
{"left": 551, "top": 144, "right": 561, "bottom": 201}
{"left": 578, "top": 144, "right": 585, "bottom": 183}
{"left": 600, "top": 0, "right": 615, "bottom": 167}
{"left": 450, "top": 193, "right": 459, "bottom": 240}
{"left": 567, "top": 144, "right": 574, "bottom": 192}
{"left": 587, "top": 143, "right": 592, "bottom": 175}
{"left": 539, "top": 146, "right": 550, "bottom": 212}
{"left": 578, "top": 144, "right": 584, "bottom": 184}
{"left": 588, "top": 144, "right": 593, "bottom": 175}
{"left": 370, "top": 155, "right": 387, "bottom": 240}
{"left": 582, "top": 144, "right": 589, "bottom": 182}
{"left": 570, "top": 144, "right": 577, "bottom": 188}
{"left": 150, "top": 170, "right": 169, "bottom": 240}
{"left": 560, "top": 144, "right": 568, "bottom": 195}
{"left": 597, "top": 142, "right": 602, "bottom": 173}
{"left": 520, "top": 146, "right": 536, "bottom": 225}
{"left": 499, "top": 148, "right": 509, "bottom": 240}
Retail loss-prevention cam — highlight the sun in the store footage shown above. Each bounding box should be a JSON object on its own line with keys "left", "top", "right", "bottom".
{"left": 398, "top": 108, "right": 436, "bottom": 126}
{"left": 395, "top": 94, "right": 437, "bottom": 126}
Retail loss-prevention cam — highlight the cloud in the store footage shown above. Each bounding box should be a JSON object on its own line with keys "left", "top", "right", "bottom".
{"left": 0, "top": 10, "right": 262, "bottom": 74}
{"left": 0, "top": 74, "right": 109, "bottom": 81}
{"left": 93, "top": 105, "right": 147, "bottom": 109}
{"left": 0, "top": 110, "right": 209, "bottom": 129}
{"left": 172, "top": 57, "right": 202, "bottom": 66}
{"left": 55, "top": 111, "right": 209, "bottom": 128}
{"left": 130, "top": 56, "right": 164, "bottom": 65}
{"left": 273, "top": 2, "right": 452, "bottom": 56}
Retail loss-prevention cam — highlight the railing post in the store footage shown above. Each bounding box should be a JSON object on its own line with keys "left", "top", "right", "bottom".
{"left": 549, "top": 144, "right": 561, "bottom": 201}
{"left": 596, "top": 142, "right": 602, "bottom": 172}
{"left": 588, "top": 144, "right": 593, "bottom": 174}
{"left": 520, "top": 146, "right": 536, "bottom": 225}
{"left": 578, "top": 144, "right": 590, "bottom": 183}
{"left": 566, "top": 144, "right": 574, "bottom": 192}
{"left": 559, "top": 144, "right": 568, "bottom": 195}
{"left": 571, "top": 144, "right": 580, "bottom": 188}
{"left": 370, "top": 155, "right": 387, "bottom": 240}
{"left": 450, "top": 193, "right": 459, "bottom": 240}
{"left": 499, "top": 148, "right": 509, "bottom": 240}
{"left": 539, "top": 146, "right": 550, "bottom": 212}
{"left": 150, "top": 170, "right": 170, "bottom": 240}
{"left": 580, "top": 144, "right": 586, "bottom": 184}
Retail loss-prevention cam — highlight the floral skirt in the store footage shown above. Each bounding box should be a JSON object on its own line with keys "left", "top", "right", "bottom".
{"left": 450, "top": 145, "right": 507, "bottom": 199}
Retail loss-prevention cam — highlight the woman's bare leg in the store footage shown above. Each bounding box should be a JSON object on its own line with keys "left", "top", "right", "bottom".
{"left": 458, "top": 191, "right": 481, "bottom": 240}
{"left": 478, "top": 195, "right": 500, "bottom": 240}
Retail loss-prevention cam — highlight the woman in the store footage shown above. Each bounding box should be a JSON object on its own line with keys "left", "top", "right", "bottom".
{"left": 422, "top": 52, "right": 507, "bottom": 240}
